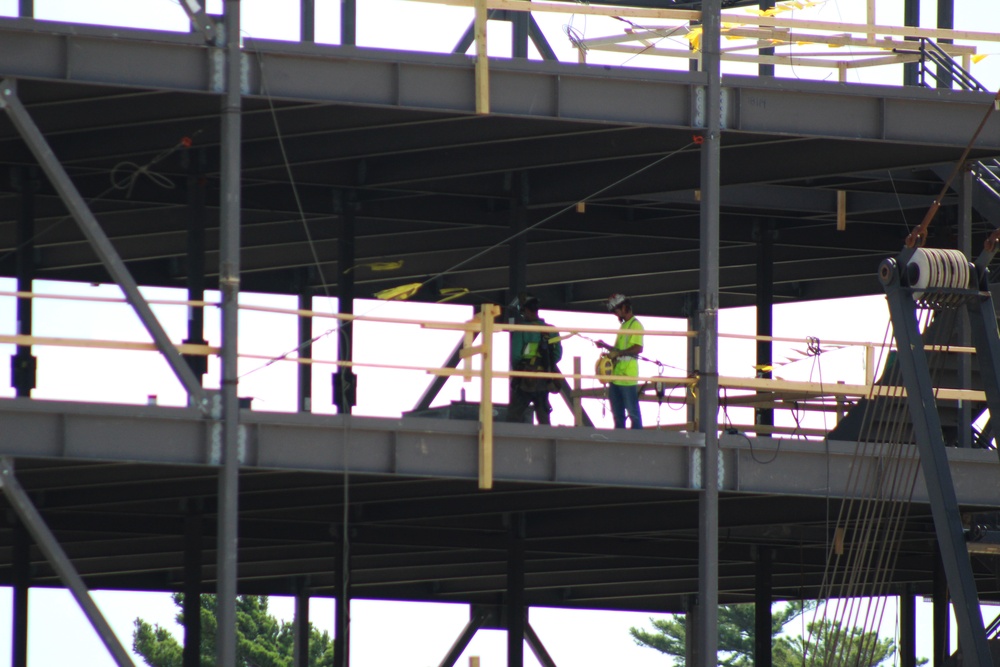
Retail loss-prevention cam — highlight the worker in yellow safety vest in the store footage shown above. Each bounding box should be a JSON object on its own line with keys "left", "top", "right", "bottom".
{"left": 596, "top": 293, "right": 644, "bottom": 429}
{"left": 508, "top": 295, "right": 562, "bottom": 424}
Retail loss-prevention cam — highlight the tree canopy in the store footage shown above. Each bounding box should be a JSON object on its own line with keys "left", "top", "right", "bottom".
{"left": 630, "top": 602, "right": 898, "bottom": 667}
{"left": 133, "top": 594, "right": 334, "bottom": 667}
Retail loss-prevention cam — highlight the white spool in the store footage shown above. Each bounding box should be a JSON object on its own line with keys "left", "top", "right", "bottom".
{"left": 907, "top": 248, "right": 970, "bottom": 301}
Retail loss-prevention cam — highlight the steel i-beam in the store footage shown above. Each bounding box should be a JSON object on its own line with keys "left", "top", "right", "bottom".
{"left": 0, "top": 458, "right": 135, "bottom": 667}
{"left": 0, "top": 79, "right": 207, "bottom": 408}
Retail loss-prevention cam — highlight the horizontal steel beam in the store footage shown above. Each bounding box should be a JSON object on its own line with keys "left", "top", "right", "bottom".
{"left": 0, "top": 20, "right": 998, "bottom": 148}
{"left": 1, "top": 400, "right": 999, "bottom": 505}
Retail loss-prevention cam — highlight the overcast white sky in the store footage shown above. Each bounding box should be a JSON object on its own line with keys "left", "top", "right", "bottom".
{"left": 0, "top": 0, "right": 998, "bottom": 665}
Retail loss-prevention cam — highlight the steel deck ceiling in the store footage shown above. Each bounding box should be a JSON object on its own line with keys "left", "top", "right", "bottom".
{"left": 0, "top": 19, "right": 999, "bottom": 315}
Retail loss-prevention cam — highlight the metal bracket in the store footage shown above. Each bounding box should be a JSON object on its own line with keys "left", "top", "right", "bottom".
{"left": 693, "top": 86, "right": 728, "bottom": 129}
{"left": 178, "top": 0, "right": 219, "bottom": 45}
{"left": 0, "top": 457, "right": 136, "bottom": 667}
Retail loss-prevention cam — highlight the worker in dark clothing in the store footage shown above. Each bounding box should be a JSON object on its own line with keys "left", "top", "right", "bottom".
{"left": 508, "top": 295, "right": 562, "bottom": 424}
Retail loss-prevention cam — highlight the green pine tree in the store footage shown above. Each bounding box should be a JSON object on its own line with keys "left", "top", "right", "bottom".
{"left": 631, "top": 602, "right": 813, "bottom": 667}
{"left": 629, "top": 602, "right": 901, "bottom": 667}
{"left": 133, "top": 594, "right": 334, "bottom": 667}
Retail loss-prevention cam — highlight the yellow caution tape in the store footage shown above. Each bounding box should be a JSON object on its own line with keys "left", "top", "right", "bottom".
{"left": 374, "top": 283, "right": 422, "bottom": 301}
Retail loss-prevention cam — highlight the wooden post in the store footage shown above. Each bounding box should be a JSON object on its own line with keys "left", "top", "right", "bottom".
{"left": 836, "top": 190, "right": 847, "bottom": 230}
{"left": 865, "top": 344, "right": 875, "bottom": 386}
{"left": 474, "top": 0, "right": 489, "bottom": 114}
{"left": 478, "top": 304, "right": 500, "bottom": 489}
{"left": 572, "top": 356, "right": 583, "bottom": 426}
{"left": 866, "top": 0, "right": 876, "bottom": 44}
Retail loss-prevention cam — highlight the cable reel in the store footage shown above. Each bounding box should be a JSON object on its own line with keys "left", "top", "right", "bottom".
{"left": 595, "top": 354, "right": 614, "bottom": 383}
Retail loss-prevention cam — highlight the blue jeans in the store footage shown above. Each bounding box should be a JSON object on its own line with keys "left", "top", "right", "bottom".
{"left": 609, "top": 382, "right": 642, "bottom": 429}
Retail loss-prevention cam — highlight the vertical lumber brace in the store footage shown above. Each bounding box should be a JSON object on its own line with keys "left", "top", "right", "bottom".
{"left": 0, "top": 79, "right": 207, "bottom": 407}
{"left": 0, "top": 458, "right": 135, "bottom": 667}
{"left": 479, "top": 304, "right": 500, "bottom": 489}
{"left": 474, "top": 0, "right": 489, "bottom": 114}
{"left": 216, "top": 1, "right": 243, "bottom": 665}
{"left": 880, "top": 265, "right": 991, "bottom": 667}
{"left": 697, "top": 0, "right": 722, "bottom": 665}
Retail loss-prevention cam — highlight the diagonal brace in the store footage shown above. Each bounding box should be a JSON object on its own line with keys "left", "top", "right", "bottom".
{"left": 525, "top": 621, "right": 558, "bottom": 667}
{"left": 0, "top": 79, "right": 207, "bottom": 409}
{"left": 881, "top": 268, "right": 992, "bottom": 667}
{"left": 0, "top": 457, "right": 136, "bottom": 667}
{"left": 437, "top": 606, "right": 491, "bottom": 667}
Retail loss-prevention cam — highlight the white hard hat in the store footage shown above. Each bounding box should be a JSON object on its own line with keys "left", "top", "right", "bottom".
{"left": 606, "top": 293, "right": 629, "bottom": 311}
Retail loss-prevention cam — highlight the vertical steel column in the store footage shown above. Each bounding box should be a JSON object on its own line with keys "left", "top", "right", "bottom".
{"left": 18, "top": 0, "right": 32, "bottom": 18}
{"left": 685, "top": 594, "right": 701, "bottom": 667}
{"left": 216, "top": 2, "right": 243, "bottom": 665}
{"left": 334, "top": 195, "right": 355, "bottom": 414}
{"left": 334, "top": 529, "right": 351, "bottom": 667}
{"left": 903, "top": 0, "right": 920, "bottom": 86}
{"left": 11, "top": 167, "right": 37, "bottom": 397}
{"left": 900, "top": 588, "right": 917, "bottom": 667}
{"left": 341, "top": 0, "right": 356, "bottom": 45}
{"left": 956, "top": 168, "right": 972, "bottom": 447}
{"left": 508, "top": 172, "right": 528, "bottom": 306}
{"left": 512, "top": 9, "right": 529, "bottom": 58}
{"left": 758, "top": 1, "right": 775, "bottom": 76}
{"left": 754, "top": 547, "right": 773, "bottom": 667}
{"left": 696, "top": 1, "right": 722, "bottom": 665}
{"left": 936, "top": 0, "right": 954, "bottom": 89}
{"left": 301, "top": 0, "right": 315, "bottom": 42}
{"left": 507, "top": 514, "right": 526, "bottom": 667}
{"left": 299, "top": 289, "right": 313, "bottom": 413}
{"left": 294, "top": 587, "right": 310, "bottom": 667}
{"left": 933, "top": 553, "right": 950, "bottom": 667}
{"left": 183, "top": 165, "right": 208, "bottom": 382}
{"left": 685, "top": 296, "right": 697, "bottom": 429}
{"left": 12, "top": 520, "right": 29, "bottom": 667}
{"left": 755, "top": 219, "right": 774, "bottom": 431}
{"left": 183, "top": 512, "right": 203, "bottom": 667}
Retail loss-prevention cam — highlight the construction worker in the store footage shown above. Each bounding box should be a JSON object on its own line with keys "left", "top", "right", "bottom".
{"left": 597, "top": 293, "right": 644, "bottom": 429}
{"left": 508, "top": 295, "right": 562, "bottom": 424}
